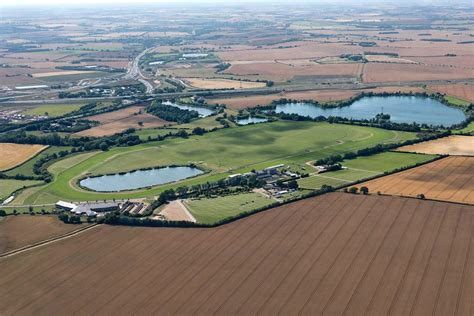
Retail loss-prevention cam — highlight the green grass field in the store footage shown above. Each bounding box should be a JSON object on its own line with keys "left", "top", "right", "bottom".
{"left": 298, "top": 151, "right": 436, "bottom": 190}
{"left": 19, "top": 121, "right": 417, "bottom": 204}
{"left": 454, "top": 121, "right": 474, "bottom": 134}
{"left": 178, "top": 115, "right": 228, "bottom": 130}
{"left": 444, "top": 95, "right": 471, "bottom": 107}
{"left": 184, "top": 192, "right": 275, "bottom": 224}
{"left": 23, "top": 103, "right": 86, "bottom": 117}
{"left": 0, "top": 179, "right": 43, "bottom": 200}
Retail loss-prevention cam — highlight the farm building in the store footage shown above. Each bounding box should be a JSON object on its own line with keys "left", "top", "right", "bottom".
{"left": 55, "top": 201, "right": 119, "bottom": 216}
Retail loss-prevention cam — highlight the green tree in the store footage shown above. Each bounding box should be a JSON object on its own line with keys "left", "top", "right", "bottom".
{"left": 360, "top": 186, "right": 369, "bottom": 195}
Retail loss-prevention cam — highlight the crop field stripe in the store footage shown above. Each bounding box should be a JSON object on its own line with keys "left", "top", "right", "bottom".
{"left": 59, "top": 227, "right": 208, "bottom": 315}
{"left": 96, "top": 199, "right": 289, "bottom": 315}
{"left": 0, "top": 224, "right": 108, "bottom": 289}
{"left": 409, "top": 205, "right": 461, "bottom": 315}
{"left": 214, "top": 194, "right": 346, "bottom": 315}
{"left": 405, "top": 156, "right": 466, "bottom": 197}
{"left": 336, "top": 199, "right": 422, "bottom": 315}
{"left": 157, "top": 198, "right": 316, "bottom": 314}
{"left": 298, "top": 196, "right": 409, "bottom": 314}
{"left": 433, "top": 208, "right": 472, "bottom": 316}
{"left": 357, "top": 157, "right": 473, "bottom": 205}
{"left": 195, "top": 198, "right": 321, "bottom": 315}
{"left": 1, "top": 194, "right": 471, "bottom": 314}
{"left": 11, "top": 228, "right": 150, "bottom": 314}
{"left": 239, "top": 193, "right": 354, "bottom": 314}
{"left": 455, "top": 219, "right": 473, "bottom": 316}
{"left": 387, "top": 202, "right": 447, "bottom": 315}
{"left": 365, "top": 200, "right": 434, "bottom": 315}
{"left": 71, "top": 222, "right": 242, "bottom": 314}
{"left": 257, "top": 195, "right": 375, "bottom": 314}
{"left": 147, "top": 196, "right": 300, "bottom": 315}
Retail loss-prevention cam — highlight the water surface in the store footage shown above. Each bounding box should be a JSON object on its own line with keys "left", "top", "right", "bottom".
{"left": 80, "top": 166, "right": 204, "bottom": 192}
{"left": 164, "top": 101, "right": 214, "bottom": 117}
{"left": 236, "top": 117, "right": 269, "bottom": 125}
{"left": 275, "top": 96, "right": 466, "bottom": 126}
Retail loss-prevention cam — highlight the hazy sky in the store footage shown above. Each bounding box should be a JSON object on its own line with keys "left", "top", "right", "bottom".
{"left": 1, "top": 0, "right": 460, "bottom": 6}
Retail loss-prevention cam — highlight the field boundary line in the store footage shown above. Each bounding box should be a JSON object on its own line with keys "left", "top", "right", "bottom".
{"left": 0, "top": 223, "right": 99, "bottom": 258}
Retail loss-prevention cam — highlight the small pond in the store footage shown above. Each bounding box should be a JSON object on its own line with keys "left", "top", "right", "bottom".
{"left": 275, "top": 96, "right": 466, "bottom": 126}
{"left": 236, "top": 117, "right": 269, "bottom": 125}
{"left": 163, "top": 101, "right": 214, "bottom": 117}
{"left": 80, "top": 166, "right": 204, "bottom": 192}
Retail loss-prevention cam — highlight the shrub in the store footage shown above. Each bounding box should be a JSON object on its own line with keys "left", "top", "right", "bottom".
{"left": 349, "top": 187, "right": 358, "bottom": 194}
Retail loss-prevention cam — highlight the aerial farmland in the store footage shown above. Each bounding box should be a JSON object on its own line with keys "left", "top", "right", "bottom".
{"left": 0, "top": 1, "right": 473, "bottom": 315}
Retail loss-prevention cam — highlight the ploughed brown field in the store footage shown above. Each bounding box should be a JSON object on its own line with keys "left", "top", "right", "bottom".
{"left": 356, "top": 156, "right": 474, "bottom": 205}
{"left": 397, "top": 135, "right": 474, "bottom": 156}
{"left": 76, "top": 106, "right": 169, "bottom": 137}
{"left": 429, "top": 84, "right": 474, "bottom": 103}
{"left": 1, "top": 193, "right": 472, "bottom": 315}
{"left": 0, "top": 216, "right": 89, "bottom": 254}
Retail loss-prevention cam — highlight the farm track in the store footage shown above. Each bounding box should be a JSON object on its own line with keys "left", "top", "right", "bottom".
{"left": 0, "top": 192, "right": 472, "bottom": 315}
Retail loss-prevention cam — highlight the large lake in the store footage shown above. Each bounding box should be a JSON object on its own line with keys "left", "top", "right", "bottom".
{"left": 163, "top": 101, "right": 214, "bottom": 117}
{"left": 275, "top": 96, "right": 466, "bottom": 126}
{"left": 80, "top": 166, "right": 204, "bottom": 192}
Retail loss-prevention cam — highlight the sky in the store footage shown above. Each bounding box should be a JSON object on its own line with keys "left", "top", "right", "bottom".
{"left": 1, "top": 0, "right": 462, "bottom": 6}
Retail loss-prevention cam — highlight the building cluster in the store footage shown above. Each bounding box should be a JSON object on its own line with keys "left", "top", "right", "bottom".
{"left": 55, "top": 200, "right": 149, "bottom": 218}
{"left": 229, "top": 164, "right": 300, "bottom": 198}
{"left": 0, "top": 110, "right": 47, "bottom": 124}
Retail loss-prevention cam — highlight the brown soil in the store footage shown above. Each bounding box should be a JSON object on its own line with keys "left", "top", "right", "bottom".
{"left": 0, "top": 216, "right": 87, "bottom": 254}
{"left": 0, "top": 193, "right": 471, "bottom": 315}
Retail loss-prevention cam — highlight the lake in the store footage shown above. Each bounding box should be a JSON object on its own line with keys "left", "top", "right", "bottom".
{"left": 80, "top": 166, "right": 204, "bottom": 192}
{"left": 275, "top": 96, "right": 466, "bottom": 126}
{"left": 163, "top": 101, "right": 214, "bottom": 117}
{"left": 236, "top": 117, "right": 269, "bottom": 125}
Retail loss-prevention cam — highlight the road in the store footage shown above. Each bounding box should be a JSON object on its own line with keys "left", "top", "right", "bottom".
{"left": 124, "top": 47, "right": 155, "bottom": 94}
{"left": 2, "top": 78, "right": 474, "bottom": 105}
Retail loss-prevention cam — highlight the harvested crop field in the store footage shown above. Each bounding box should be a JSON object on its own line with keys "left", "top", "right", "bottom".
{"left": 0, "top": 193, "right": 472, "bottom": 315}
{"left": 0, "top": 143, "right": 47, "bottom": 171}
{"left": 429, "top": 84, "right": 474, "bottom": 103}
{"left": 397, "top": 135, "right": 474, "bottom": 156}
{"left": 363, "top": 63, "right": 474, "bottom": 83}
{"left": 183, "top": 78, "right": 266, "bottom": 89}
{"left": 0, "top": 216, "right": 88, "bottom": 254}
{"left": 76, "top": 106, "right": 169, "bottom": 137}
{"left": 224, "top": 62, "right": 363, "bottom": 81}
{"left": 209, "top": 89, "right": 359, "bottom": 109}
{"left": 356, "top": 156, "right": 474, "bottom": 204}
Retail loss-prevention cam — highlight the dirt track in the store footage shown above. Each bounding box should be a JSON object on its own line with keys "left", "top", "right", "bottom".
{"left": 0, "top": 193, "right": 471, "bottom": 315}
{"left": 0, "top": 216, "right": 89, "bottom": 254}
